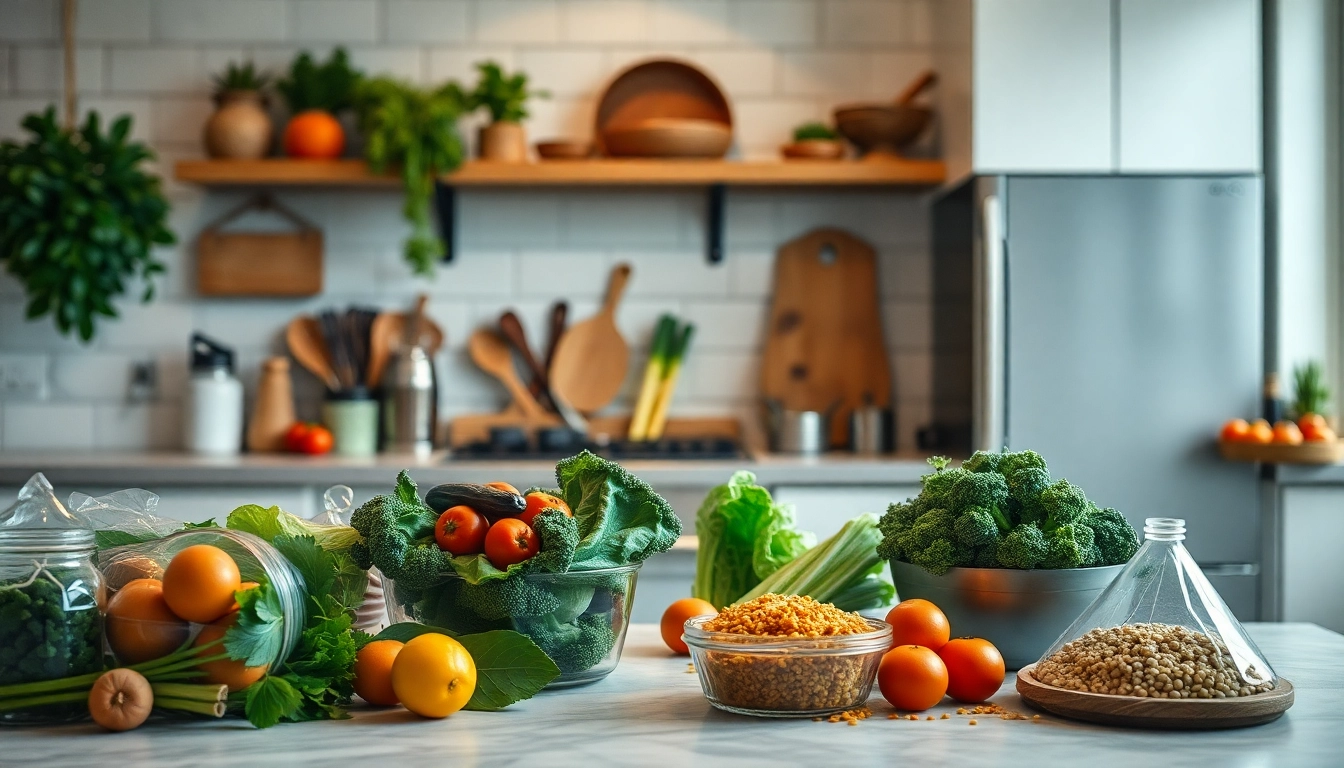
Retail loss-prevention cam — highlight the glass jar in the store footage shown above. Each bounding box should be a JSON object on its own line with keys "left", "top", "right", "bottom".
{"left": 0, "top": 529, "right": 104, "bottom": 724}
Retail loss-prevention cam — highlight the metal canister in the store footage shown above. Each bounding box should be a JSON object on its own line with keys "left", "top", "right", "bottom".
{"left": 850, "top": 405, "right": 895, "bottom": 455}
{"left": 381, "top": 345, "right": 437, "bottom": 455}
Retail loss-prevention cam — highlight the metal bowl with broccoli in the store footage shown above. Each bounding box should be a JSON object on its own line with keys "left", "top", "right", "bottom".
{"left": 351, "top": 452, "right": 681, "bottom": 686}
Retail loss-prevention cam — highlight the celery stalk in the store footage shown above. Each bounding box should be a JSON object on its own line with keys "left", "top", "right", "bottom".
{"left": 735, "top": 513, "right": 892, "bottom": 611}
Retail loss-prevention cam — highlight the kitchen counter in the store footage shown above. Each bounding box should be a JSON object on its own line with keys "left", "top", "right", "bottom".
{"left": 4, "top": 623, "right": 1340, "bottom": 768}
{"left": 0, "top": 451, "right": 935, "bottom": 489}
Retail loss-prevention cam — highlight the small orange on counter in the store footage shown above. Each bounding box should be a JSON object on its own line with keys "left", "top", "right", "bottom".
{"left": 660, "top": 598, "right": 718, "bottom": 655}
{"left": 391, "top": 633, "right": 476, "bottom": 719}
{"left": 884, "top": 598, "right": 951, "bottom": 651}
{"left": 878, "top": 645, "right": 948, "bottom": 712}
{"left": 353, "top": 639, "right": 405, "bottom": 706}
{"left": 938, "top": 637, "right": 1006, "bottom": 703}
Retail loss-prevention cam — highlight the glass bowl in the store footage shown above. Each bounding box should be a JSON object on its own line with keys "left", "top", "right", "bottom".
{"left": 683, "top": 615, "right": 892, "bottom": 717}
{"left": 386, "top": 562, "right": 640, "bottom": 687}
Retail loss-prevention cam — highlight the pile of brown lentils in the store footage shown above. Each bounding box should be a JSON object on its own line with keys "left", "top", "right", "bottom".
{"left": 1033, "top": 623, "right": 1274, "bottom": 699}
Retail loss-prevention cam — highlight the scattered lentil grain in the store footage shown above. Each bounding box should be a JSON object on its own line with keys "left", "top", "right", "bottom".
{"left": 969, "top": 720, "right": 977, "bottom": 726}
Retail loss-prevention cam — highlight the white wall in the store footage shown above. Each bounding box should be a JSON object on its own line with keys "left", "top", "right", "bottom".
{"left": 0, "top": 0, "right": 946, "bottom": 452}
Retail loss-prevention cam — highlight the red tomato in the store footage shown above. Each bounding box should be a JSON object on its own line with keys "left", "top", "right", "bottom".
{"left": 284, "top": 423, "right": 312, "bottom": 452}
{"left": 485, "top": 482, "right": 520, "bottom": 495}
{"left": 1219, "top": 419, "right": 1250, "bottom": 442}
{"left": 520, "top": 492, "right": 572, "bottom": 528}
{"left": 484, "top": 518, "right": 539, "bottom": 570}
{"left": 434, "top": 506, "right": 488, "bottom": 556}
{"left": 300, "top": 425, "right": 334, "bottom": 455}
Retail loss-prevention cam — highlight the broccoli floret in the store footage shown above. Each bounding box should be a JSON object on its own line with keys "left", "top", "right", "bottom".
{"left": 997, "top": 523, "right": 1048, "bottom": 569}
{"left": 455, "top": 577, "right": 562, "bottom": 622}
{"left": 350, "top": 470, "right": 439, "bottom": 578}
{"left": 962, "top": 450, "right": 1003, "bottom": 474}
{"left": 1042, "top": 523, "right": 1098, "bottom": 569}
{"left": 998, "top": 450, "right": 1047, "bottom": 478}
{"left": 920, "top": 466, "right": 970, "bottom": 507}
{"left": 1007, "top": 467, "right": 1051, "bottom": 507}
{"left": 528, "top": 509, "right": 579, "bottom": 573}
{"left": 1083, "top": 506, "right": 1140, "bottom": 566}
{"left": 517, "top": 612, "right": 617, "bottom": 674}
{"left": 972, "top": 542, "right": 1002, "bottom": 568}
{"left": 898, "top": 508, "right": 968, "bottom": 575}
{"left": 953, "top": 506, "right": 1005, "bottom": 548}
{"left": 1039, "top": 480, "right": 1090, "bottom": 528}
{"left": 876, "top": 500, "right": 920, "bottom": 562}
{"left": 950, "top": 470, "right": 1009, "bottom": 511}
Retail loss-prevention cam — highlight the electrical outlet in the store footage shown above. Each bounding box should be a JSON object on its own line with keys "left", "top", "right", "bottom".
{"left": 0, "top": 354, "right": 50, "bottom": 401}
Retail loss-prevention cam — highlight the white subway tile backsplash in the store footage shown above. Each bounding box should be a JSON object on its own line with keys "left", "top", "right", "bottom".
{"left": 347, "top": 46, "right": 425, "bottom": 81}
{"left": 824, "top": 0, "right": 907, "bottom": 46}
{"left": 649, "top": 0, "right": 727, "bottom": 44}
{"left": 517, "top": 49, "right": 606, "bottom": 97}
{"left": 155, "top": 0, "right": 289, "bottom": 43}
{"left": 518, "top": 250, "right": 610, "bottom": 299}
{"left": 684, "top": 350, "right": 758, "bottom": 403}
{"left": 683, "top": 301, "right": 766, "bottom": 351}
{"left": 728, "top": 0, "right": 816, "bottom": 46}
{"left": 0, "top": 0, "right": 57, "bottom": 42}
{"left": 458, "top": 191, "right": 562, "bottom": 247}
{"left": 884, "top": 299, "right": 931, "bottom": 352}
{"left": 685, "top": 50, "right": 774, "bottom": 99}
{"left": 13, "top": 46, "right": 104, "bottom": 94}
{"left": 427, "top": 46, "right": 513, "bottom": 82}
{"left": 79, "top": 98, "right": 154, "bottom": 141}
{"left": 621, "top": 251, "right": 730, "bottom": 299}
{"left": 150, "top": 97, "right": 213, "bottom": 144}
{"left": 108, "top": 48, "right": 204, "bottom": 94}
{"left": 94, "top": 402, "right": 182, "bottom": 450}
{"left": 385, "top": 0, "right": 469, "bottom": 44}
{"left": 562, "top": 190, "right": 686, "bottom": 247}
{"left": 99, "top": 301, "right": 198, "bottom": 352}
{"left": 2, "top": 403, "right": 95, "bottom": 450}
{"left": 76, "top": 0, "right": 152, "bottom": 43}
{"left": 869, "top": 49, "right": 935, "bottom": 99}
{"left": 51, "top": 354, "right": 136, "bottom": 402}
{"left": 779, "top": 51, "right": 868, "bottom": 100}
{"left": 726, "top": 249, "right": 775, "bottom": 298}
{"left": 475, "top": 0, "right": 561, "bottom": 44}
{"left": 733, "top": 98, "right": 826, "bottom": 156}
{"left": 562, "top": 0, "right": 648, "bottom": 44}
{"left": 294, "top": 0, "right": 381, "bottom": 43}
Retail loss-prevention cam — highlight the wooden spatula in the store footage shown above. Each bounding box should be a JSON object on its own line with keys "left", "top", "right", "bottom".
{"left": 286, "top": 316, "right": 340, "bottom": 391}
{"left": 469, "top": 329, "right": 548, "bottom": 418}
{"left": 548, "top": 263, "right": 632, "bottom": 414}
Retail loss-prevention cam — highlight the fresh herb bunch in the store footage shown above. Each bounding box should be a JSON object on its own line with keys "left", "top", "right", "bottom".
{"left": 877, "top": 451, "right": 1140, "bottom": 575}
{"left": 353, "top": 77, "right": 467, "bottom": 275}
{"left": 466, "top": 61, "right": 547, "bottom": 123}
{"left": 277, "top": 48, "right": 364, "bottom": 114}
{"left": 0, "top": 108, "right": 174, "bottom": 342}
{"left": 793, "top": 122, "right": 837, "bottom": 141}
{"left": 1292, "top": 360, "right": 1331, "bottom": 418}
{"left": 212, "top": 60, "right": 270, "bottom": 95}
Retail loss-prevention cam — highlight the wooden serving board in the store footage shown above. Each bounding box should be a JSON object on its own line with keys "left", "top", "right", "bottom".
{"left": 1218, "top": 439, "right": 1344, "bottom": 465}
{"left": 761, "top": 228, "right": 891, "bottom": 447}
{"left": 1016, "top": 665, "right": 1294, "bottom": 729}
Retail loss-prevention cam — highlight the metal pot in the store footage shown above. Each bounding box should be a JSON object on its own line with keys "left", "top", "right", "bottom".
{"left": 764, "top": 399, "right": 835, "bottom": 456}
{"left": 889, "top": 561, "right": 1123, "bottom": 669}
{"left": 849, "top": 404, "right": 894, "bottom": 455}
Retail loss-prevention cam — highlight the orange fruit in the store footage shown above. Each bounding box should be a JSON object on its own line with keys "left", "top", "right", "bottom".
{"left": 938, "top": 637, "right": 1006, "bottom": 703}
{"left": 354, "top": 639, "right": 404, "bottom": 706}
{"left": 878, "top": 645, "right": 949, "bottom": 711}
{"left": 194, "top": 612, "right": 268, "bottom": 691}
{"left": 883, "top": 598, "right": 951, "bottom": 651}
{"left": 660, "top": 598, "right": 718, "bottom": 655}
{"left": 1246, "top": 418, "right": 1274, "bottom": 445}
{"left": 105, "top": 578, "right": 190, "bottom": 664}
{"left": 1219, "top": 419, "right": 1250, "bottom": 442}
{"left": 162, "top": 544, "right": 241, "bottom": 624}
{"left": 228, "top": 581, "right": 259, "bottom": 612}
{"left": 1303, "top": 422, "right": 1337, "bottom": 443}
{"left": 391, "top": 633, "right": 476, "bottom": 718}
{"left": 1271, "top": 421, "right": 1303, "bottom": 445}
{"left": 284, "top": 110, "right": 345, "bottom": 159}
{"left": 1298, "top": 413, "right": 1328, "bottom": 433}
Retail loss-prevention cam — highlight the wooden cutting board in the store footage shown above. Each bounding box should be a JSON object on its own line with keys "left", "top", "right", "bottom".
{"left": 548, "top": 264, "right": 632, "bottom": 414}
{"left": 761, "top": 229, "right": 891, "bottom": 447}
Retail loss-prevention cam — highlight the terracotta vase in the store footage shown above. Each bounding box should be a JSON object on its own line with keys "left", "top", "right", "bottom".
{"left": 204, "top": 90, "right": 273, "bottom": 160}
{"left": 478, "top": 121, "right": 528, "bottom": 163}
{"left": 247, "top": 357, "right": 296, "bottom": 452}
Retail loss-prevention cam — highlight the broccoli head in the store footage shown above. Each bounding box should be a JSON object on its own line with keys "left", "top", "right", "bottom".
{"left": 528, "top": 509, "right": 580, "bottom": 573}
{"left": 516, "top": 611, "right": 617, "bottom": 674}
{"left": 961, "top": 450, "right": 1003, "bottom": 474}
{"left": 996, "top": 523, "right": 1048, "bottom": 569}
{"left": 1007, "top": 467, "right": 1051, "bottom": 508}
{"left": 876, "top": 500, "right": 920, "bottom": 562}
{"left": 953, "top": 506, "right": 1005, "bottom": 548}
{"left": 455, "top": 576, "right": 562, "bottom": 622}
{"left": 898, "top": 508, "right": 969, "bottom": 575}
{"left": 1082, "top": 506, "right": 1140, "bottom": 566}
{"left": 1042, "top": 523, "right": 1098, "bottom": 569}
{"left": 1039, "top": 480, "right": 1090, "bottom": 528}
{"left": 972, "top": 542, "right": 1002, "bottom": 568}
{"left": 998, "top": 450, "right": 1047, "bottom": 478}
{"left": 949, "top": 470, "right": 1009, "bottom": 511}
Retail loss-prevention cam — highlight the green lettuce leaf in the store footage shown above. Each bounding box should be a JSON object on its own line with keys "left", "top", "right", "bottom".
{"left": 692, "top": 471, "right": 812, "bottom": 609}
{"left": 555, "top": 451, "right": 682, "bottom": 570}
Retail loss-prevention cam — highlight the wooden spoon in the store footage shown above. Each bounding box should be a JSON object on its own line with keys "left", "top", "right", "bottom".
{"left": 469, "top": 329, "right": 547, "bottom": 418}
{"left": 548, "top": 263, "right": 632, "bottom": 413}
{"left": 499, "top": 310, "right": 551, "bottom": 404}
{"left": 543, "top": 301, "right": 568, "bottom": 375}
{"left": 895, "top": 69, "right": 937, "bottom": 106}
{"left": 286, "top": 316, "right": 340, "bottom": 391}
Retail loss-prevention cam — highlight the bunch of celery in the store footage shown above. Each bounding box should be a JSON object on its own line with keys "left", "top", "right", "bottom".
{"left": 736, "top": 513, "right": 894, "bottom": 611}
{"left": 628, "top": 315, "right": 695, "bottom": 441}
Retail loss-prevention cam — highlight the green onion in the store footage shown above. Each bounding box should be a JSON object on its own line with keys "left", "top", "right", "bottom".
{"left": 629, "top": 315, "right": 678, "bottom": 441}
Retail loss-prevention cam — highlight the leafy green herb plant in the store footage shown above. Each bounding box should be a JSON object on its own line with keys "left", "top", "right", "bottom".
{"left": 467, "top": 61, "right": 548, "bottom": 123}
{"left": 1292, "top": 360, "right": 1331, "bottom": 418}
{"left": 353, "top": 77, "right": 467, "bottom": 275}
{"left": 0, "top": 108, "right": 174, "bottom": 341}
{"left": 793, "top": 122, "right": 838, "bottom": 142}
{"left": 277, "top": 48, "right": 364, "bottom": 114}
{"left": 212, "top": 61, "right": 270, "bottom": 96}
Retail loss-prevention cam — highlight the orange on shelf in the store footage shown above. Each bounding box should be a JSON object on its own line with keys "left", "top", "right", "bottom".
{"left": 1271, "top": 421, "right": 1304, "bottom": 446}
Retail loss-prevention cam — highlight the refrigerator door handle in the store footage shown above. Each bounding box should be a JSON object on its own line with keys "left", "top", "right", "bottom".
{"left": 975, "top": 193, "right": 1006, "bottom": 452}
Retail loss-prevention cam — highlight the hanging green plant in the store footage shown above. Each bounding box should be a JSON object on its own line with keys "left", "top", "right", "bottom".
{"left": 0, "top": 108, "right": 174, "bottom": 341}
{"left": 353, "top": 77, "right": 467, "bottom": 276}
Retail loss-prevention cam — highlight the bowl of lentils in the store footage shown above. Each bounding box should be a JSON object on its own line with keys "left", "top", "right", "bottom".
{"left": 683, "top": 593, "right": 891, "bottom": 718}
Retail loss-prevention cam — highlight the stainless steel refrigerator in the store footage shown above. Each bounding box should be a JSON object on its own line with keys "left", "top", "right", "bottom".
{"left": 930, "top": 176, "right": 1264, "bottom": 619}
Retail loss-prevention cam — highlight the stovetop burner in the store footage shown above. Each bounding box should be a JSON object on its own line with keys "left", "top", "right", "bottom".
{"left": 450, "top": 426, "right": 743, "bottom": 461}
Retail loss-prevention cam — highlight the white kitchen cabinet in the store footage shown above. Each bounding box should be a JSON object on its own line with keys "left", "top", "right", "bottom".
{"left": 1280, "top": 486, "right": 1344, "bottom": 633}
{"left": 972, "top": 0, "right": 1114, "bottom": 173}
{"left": 1117, "top": 0, "right": 1262, "bottom": 172}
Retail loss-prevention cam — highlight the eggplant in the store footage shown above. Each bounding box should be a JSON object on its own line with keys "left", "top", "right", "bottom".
{"left": 426, "top": 483, "right": 526, "bottom": 520}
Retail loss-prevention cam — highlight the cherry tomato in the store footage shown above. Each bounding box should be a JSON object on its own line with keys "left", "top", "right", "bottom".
{"left": 484, "top": 518, "right": 539, "bottom": 569}
{"left": 1271, "top": 421, "right": 1303, "bottom": 445}
{"left": 284, "top": 423, "right": 312, "bottom": 452}
{"left": 300, "top": 425, "right": 334, "bottom": 455}
{"left": 1219, "top": 419, "right": 1251, "bottom": 442}
{"left": 485, "top": 481, "right": 520, "bottom": 495}
{"left": 520, "top": 492, "right": 572, "bottom": 528}
{"left": 1246, "top": 418, "right": 1274, "bottom": 445}
{"left": 434, "top": 505, "right": 488, "bottom": 555}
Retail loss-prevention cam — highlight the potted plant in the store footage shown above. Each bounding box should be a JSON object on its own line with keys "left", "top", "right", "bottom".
{"left": 0, "top": 108, "right": 174, "bottom": 341}
{"left": 876, "top": 451, "right": 1140, "bottom": 668}
{"left": 353, "top": 77, "right": 467, "bottom": 275}
{"left": 781, "top": 122, "right": 845, "bottom": 160}
{"left": 277, "top": 48, "right": 364, "bottom": 160}
{"left": 466, "top": 61, "right": 547, "bottom": 163}
{"left": 203, "top": 61, "right": 273, "bottom": 160}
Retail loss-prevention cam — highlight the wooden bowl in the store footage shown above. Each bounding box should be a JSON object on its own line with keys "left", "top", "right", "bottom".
{"left": 833, "top": 104, "right": 931, "bottom": 158}
{"left": 1017, "top": 665, "right": 1294, "bottom": 729}
{"left": 1218, "top": 438, "right": 1344, "bottom": 465}
{"left": 602, "top": 118, "right": 732, "bottom": 158}
{"left": 595, "top": 59, "right": 732, "bottom": 156}
{"left": 535, "top": 140, "right": 593, "bottom": 160}
{"left": 780, "top": 139, "right": 845, "bottom": 160}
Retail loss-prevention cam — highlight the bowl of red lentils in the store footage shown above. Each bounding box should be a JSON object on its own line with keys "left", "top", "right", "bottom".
{"left": 683, "top": 593, "right": 892, "bottom": 717}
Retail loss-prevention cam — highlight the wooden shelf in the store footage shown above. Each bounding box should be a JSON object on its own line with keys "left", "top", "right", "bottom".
{"left": 173, "top": 158, "right": 946, "bottom": 188}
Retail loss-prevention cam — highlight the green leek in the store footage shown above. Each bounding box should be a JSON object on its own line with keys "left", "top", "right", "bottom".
{"left": 629, "top": 315, "right": 677, "bottom": 441}
{"left": 645, "top": 323, "right": 694, "bottom": 440}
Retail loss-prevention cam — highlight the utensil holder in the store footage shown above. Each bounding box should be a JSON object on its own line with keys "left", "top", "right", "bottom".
{"left": 322, "top": 392, "right": 379, "bottom": 457}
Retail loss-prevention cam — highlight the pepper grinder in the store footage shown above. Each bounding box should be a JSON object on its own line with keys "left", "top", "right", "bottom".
{"left": 247, "top": 357, "right": 296, "bottom": 452}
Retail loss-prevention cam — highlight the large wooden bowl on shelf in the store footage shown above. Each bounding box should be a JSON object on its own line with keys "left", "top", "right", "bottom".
{"left": 833, "top": 104, "right": 931, "bottom": 159}
{"left": 595, "top": 59, "right": 733, "bottom": 157}
{"left": 1017, "top": 665, "right": 1294, "bottom": 729}
{"left": 603, "top": 118, "right": 732, "bottom": 158}
{"left": 1218, "top": 438, "right": 1344, "bottom": 465}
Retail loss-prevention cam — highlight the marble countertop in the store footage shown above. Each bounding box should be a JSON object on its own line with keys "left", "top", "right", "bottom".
{"left": 5, "top": 622, "right": 1340, "bottom": 768}
{"left": 0, "top": 451, "right": 934, "bottom": 488}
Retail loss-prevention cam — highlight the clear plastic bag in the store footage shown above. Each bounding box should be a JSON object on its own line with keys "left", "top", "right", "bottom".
{"left": 68, "top": 488, "right": 183, "bottom": 547}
